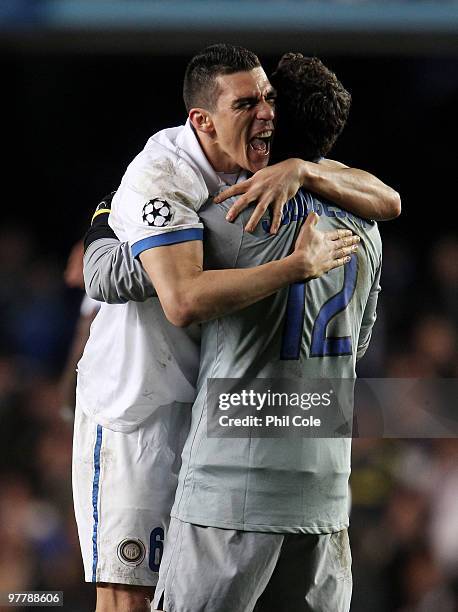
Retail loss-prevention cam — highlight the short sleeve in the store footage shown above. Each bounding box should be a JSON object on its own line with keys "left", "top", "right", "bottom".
{"left": 111, "top": 152, "right": 205, "bottom": 259}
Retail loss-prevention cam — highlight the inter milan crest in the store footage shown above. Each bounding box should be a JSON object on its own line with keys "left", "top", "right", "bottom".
{"left": 117, "top": 538, "right": 146, "bottom": 566}
{"left": 142, "top": 199, "right": 173, "bottom": 227}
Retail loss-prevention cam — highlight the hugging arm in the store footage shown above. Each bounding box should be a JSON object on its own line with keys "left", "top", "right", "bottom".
{"left": 215, "top": 158, "right": 401, "bottom": 234}
{"left": 84, "top": 238, "right": 156, "bottom": 303}
{"left": 306, "top": 159, "right": 401, "bottom": 221}
{"left": 83, "top": 199, "right": 155, "bottom": 304}
{"left": 83, "top": 193, "right": 358, "bottom": 312}
{"left": 139, "top": 213, "right": 359, "bottom": 327}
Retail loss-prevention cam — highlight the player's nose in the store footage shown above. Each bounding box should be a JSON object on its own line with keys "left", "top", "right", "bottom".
{"left": 257, "top": 99, "right": 275, "bottom": 121}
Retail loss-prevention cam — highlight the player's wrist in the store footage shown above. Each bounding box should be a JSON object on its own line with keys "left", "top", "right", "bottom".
{"left": 283, "top": 252, "right": 310, "bottom": 283}
{"left": 296, "top": 160, "right": 318, "bottom": 189}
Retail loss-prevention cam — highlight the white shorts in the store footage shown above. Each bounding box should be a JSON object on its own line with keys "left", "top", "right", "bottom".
{"left": 72, "top": 401, "right": 191, "bottom": 586}
{"left": 154, "top": 518, "right": 352, "bottom": 612}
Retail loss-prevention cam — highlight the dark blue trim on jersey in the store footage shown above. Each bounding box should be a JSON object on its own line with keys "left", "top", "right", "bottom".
{"left": 131, "top": 229, "right": 203, "bottom": 258}
{"left": 310, "top": 255, "right": 358, "bottom": 357}
{"left": 91, "top": 425, "right": 103, "bottom": 583}
{"left": 280, "top": 282, "right": 306, "bottom": 360}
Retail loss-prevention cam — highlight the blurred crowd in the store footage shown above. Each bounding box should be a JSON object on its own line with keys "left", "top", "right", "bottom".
{"left": 0, "top": 224, "right": 456, "bottom": 611}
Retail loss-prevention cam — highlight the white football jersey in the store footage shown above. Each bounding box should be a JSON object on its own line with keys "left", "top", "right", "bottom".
{"left": 77, "top": 121, "right": 231, "bottom": 432}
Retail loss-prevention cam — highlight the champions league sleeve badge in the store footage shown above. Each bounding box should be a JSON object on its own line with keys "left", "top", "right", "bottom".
{"left": 142, "top": 199, "right": 174, "bottom": 227}
{"left": 117, "top": 539, "right": 146, "bottom": 566}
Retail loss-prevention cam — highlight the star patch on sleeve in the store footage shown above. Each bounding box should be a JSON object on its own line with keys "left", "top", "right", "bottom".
{"left": 142, "top": 199, "right": 174, "bottom": 228}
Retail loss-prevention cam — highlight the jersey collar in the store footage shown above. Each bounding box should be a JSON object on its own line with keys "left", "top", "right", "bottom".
{"left": 173, "top": 120, "right": 220, "bottom": 198}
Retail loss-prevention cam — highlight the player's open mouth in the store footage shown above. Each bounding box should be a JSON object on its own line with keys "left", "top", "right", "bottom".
{"left": 249, "top": 130, "right": 273, "bottom": 157}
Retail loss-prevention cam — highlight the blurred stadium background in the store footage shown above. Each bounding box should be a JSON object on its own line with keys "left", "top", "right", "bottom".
{"left": 0, "top": 1, "right": 457, "bottom": 610}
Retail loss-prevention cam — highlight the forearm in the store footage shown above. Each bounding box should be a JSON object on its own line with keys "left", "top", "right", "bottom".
{"left": 300, "top": 161, "right": 401, "bottom": 221}
{"left": 84, "top": 238, "right": 156, "bottom": 303}
{"left": 140, "top": 219, "right": 357, "bottom": 327}
{"left": 187, "top": 260, "right": 305, "bottom": 322}
{"left": 142, "top": 251, "right": 304, "bottom": 327}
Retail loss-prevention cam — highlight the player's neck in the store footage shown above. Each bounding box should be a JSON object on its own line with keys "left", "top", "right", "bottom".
{"left": 196, "top": 132, "right": 240, "bottom": 174}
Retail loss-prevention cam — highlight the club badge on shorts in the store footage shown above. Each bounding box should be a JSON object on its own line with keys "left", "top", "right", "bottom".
{"left": 117, "top": 538, "right": 146, "bottom": 566}
{"left": 142, "top": 199, "right": 174, "bottom": 227}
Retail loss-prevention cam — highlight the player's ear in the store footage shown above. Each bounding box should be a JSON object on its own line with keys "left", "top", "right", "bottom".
{"left": 189, "top": 108, "right": 215, "bottom": 134}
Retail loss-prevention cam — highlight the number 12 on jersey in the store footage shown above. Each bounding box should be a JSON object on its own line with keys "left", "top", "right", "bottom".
{"left": 280, "top": 255, "right": 358, "bottom": 359}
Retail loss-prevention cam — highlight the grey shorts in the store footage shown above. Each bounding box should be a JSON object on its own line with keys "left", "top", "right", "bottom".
{"left": 153, "top": 517, "right": 352, "bottom": 612}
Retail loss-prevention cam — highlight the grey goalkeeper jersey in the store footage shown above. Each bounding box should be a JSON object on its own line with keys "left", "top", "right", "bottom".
{"left": 173, "top": 190, "right": 382, "bottom": 533}
{"left": 84, "top": 189, "right": 381, "bottom": 532}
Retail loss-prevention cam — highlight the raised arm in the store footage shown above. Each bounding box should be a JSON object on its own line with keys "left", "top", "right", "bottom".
{"left": 215, "top": 158, "right": 401, "bottom": 234}
{"left": 304, "top": 158, "right": 400, "bottom": 219}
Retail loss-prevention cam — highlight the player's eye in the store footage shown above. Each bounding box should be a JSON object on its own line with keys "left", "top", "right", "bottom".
{"left": 266, "top": 95, "right": 277, "bottom": 107}
{"left": 234, "top": 99, "right": 256, "bottom": 110}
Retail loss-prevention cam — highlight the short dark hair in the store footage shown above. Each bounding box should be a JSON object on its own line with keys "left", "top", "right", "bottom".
{"left": 183, "top": 44, "right": 261, "bottom": 112}
{"left": 270, "top": 53, "right": 351, "bottom": 161}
